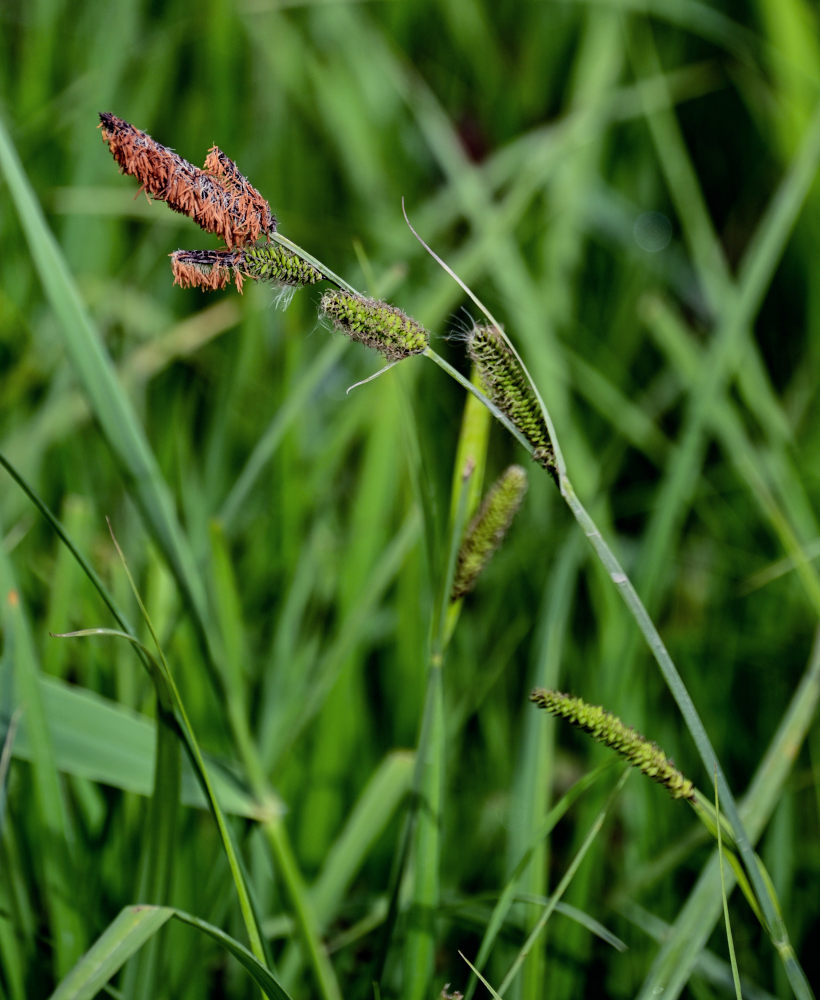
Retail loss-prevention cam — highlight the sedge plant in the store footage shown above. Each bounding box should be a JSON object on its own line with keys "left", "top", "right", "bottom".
{"left": 87, "top": 113, "right": 815, "bottom": 997}
{"left": 0, "top": 100, "right": 815, "bottom": 999}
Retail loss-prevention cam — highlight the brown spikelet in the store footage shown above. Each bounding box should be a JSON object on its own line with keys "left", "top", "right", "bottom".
{"left": 170, "top": 250, "right": 236, "bottom": 291}
{"left": 99, "top": 113, "right": 275, "bottom": 248}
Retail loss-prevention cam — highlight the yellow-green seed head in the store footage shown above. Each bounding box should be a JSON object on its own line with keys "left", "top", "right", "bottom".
{"left": 320, "top": 291, "right": 429, "bottom": 362}
{"left": 531, "top": 688, "right": 695, "bottom": 801}
{"left": 451, "top": 465, "right": 528, "bottom": 601}
{"left": 468, "top": 325, "right": 556, "bottom": 478}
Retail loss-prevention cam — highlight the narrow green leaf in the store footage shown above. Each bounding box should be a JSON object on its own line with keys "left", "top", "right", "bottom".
{"left": 48, "top": 905, "right": 294, "bottom": 1000}
{"left": 10, "top": 676, "right": 265, "bottom": 819}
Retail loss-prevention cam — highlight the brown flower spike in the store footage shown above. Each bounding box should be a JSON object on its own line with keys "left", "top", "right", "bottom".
{"left": 99, "top": 113, "right": 275, "bottom": 248}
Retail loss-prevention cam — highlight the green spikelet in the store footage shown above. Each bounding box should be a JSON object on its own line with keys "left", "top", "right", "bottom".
{"left": 170, "top": 244, "right": 322, "bottom": 294}
{"left": 531, "top": 689, "right": 695, "bottom": 801}
{"left": 451, "top": 465, "right": 528, "bottom": 601}
{"left": 242, "top": 242, "right": 323, "bottom": 286}
{"left": 468, "top": 325, "right": 556, "bottom": 478}
{"left": 320, "top": 290, "right": 429, "bottom": 362}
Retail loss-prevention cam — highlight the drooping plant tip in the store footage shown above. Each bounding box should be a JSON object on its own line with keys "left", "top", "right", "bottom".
{"left": 467, "top": 325, "right": 557, "bottom": 480}
{"left": 531, "top": 688, "right": 695, "bottom": 801}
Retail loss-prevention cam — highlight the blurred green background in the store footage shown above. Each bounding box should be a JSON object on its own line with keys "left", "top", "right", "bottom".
{"left": 2, "top": 1, "right": 820, "bottom": 998}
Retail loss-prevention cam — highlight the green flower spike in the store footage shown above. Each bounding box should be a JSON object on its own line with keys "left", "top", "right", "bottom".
{"left": 451, "top": 465, "right": 528, "bottom": 601}
{"left": 171, "top": 244, "right": 322, "bottom": 294}
{"left": 320, "top": 290, "right": 429, "bottom": 362}
{"left": 531, "top": 688, "right": 695, "bottom": 801}
{"left": 467, "top": 325, "right": 556, "bottom": 479}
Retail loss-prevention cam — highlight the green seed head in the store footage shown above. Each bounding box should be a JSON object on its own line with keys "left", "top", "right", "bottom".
{"left": 451, "top": 465, "right": 528, "bottom": 601}
{"left": 170, "top": 243, "right": 322, "bottom": 294}
{"left": 468, "top": 325, "right": 555, "bottom": 477}
{"left": 531, "top": 689, "right": 695, "bottom": 801}
{"left": 320, "top": 291, "right": 429, "bottom": 362}
{"left": 242, "top": 242, "right": 323, "bottom": 286}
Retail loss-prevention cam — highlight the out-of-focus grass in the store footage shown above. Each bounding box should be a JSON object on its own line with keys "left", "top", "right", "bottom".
{"left": 1, "top": 2, "right": 819, "bottom": 998}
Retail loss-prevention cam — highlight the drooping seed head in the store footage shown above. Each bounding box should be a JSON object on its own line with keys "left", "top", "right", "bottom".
{"left": 99, "top": 113, "right": 276, "bottom": 248}
{"left": 451, "top": 465, "right": 528, "bottom": 601}
{"left": 531, "top": 688, "right": 695, "bottom": 801}
{"left": 320, "top": 290, "right": 429, "bottom": 362}
{"left": 468, "top": 325, "right": 556, "bottom": 479}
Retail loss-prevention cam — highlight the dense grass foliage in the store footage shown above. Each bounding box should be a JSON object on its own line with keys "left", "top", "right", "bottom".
{"left": 1, "top": 2, "right": 819, "bottom": 998}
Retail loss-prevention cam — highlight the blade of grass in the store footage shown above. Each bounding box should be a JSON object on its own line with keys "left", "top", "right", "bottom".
{"left": 464, "top": 761, "right": 612, "bottom": 1000}
{"left": 403, "top": 405, "right": 477, "bottom": 999}
{"left": 498, "top": 769, "right": 630, "bottom": 995}
{"left": 0, "top": 540, "right": 86, "bottom": 977}
{"left": 715, "top": 772, "right": 743, "bottom": 1000}
{"left": 504, "top": 534, "right": 584, "bottom": 997}
{"left": 278, "top": 751, "right": 414, "bottom": 984}
{"left": 47, "top": 905, "right": 294, "bottom": 1000}
{"left": 120, "top": 709, "right": 181, "bottom": 1000}
{"left": 11, "top": 675, "right": 263, "bottom": 817}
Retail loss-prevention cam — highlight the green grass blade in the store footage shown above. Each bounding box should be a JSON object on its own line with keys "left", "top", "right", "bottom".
{"left": 278, "top": 751, "right": 414, "bottom": 984}
{"left": 9, "top": 674, "right": 252, "bottom": 814}
{"left": 715, "top": 774, "right": 743, "bottom": 1000}
{"left": 402, "top": 658, "right": 445, "bottom": 1000}
{"left": 264, "top": 819, "right": 343, "bottom": 1000}
{"left": 464, "top": 762, "right": 610, "bottom": 1000}
{"left": 0, "top": 543, "right": 85, "bottom": 977}
{"left": 47, "top": 905, "right": 295, "bottom": 1000}
{"left": 47, "top": 906, "right": 173, "bottom": 1000}
{"left": 497, "top": 769, "right": 630, "bottom": 995}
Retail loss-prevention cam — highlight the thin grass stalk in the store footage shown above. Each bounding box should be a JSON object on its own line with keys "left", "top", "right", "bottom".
{"left": 0, "top": 542, "right": 85, "bottom": 977}
{"left": 497, "top": 769, "right": 630, "bottom": 995}
{"left": 715, "top": 775, "right": 744, "bottom": 1000}
{"left": 108, "top": 533, "right": 270, "bottom": 967}
{"left": 501, "top": 536, "right": 583, "bottom": 998}
{"left": 402, "top": 659, "right": 445, "bottom": 1000}
{"left": 430, "top": 319, "right": 807, "bottom": 989}
{"left": 403, "top": 463, "right": 472, "bottom": 999}
{"left": 559, "top": 481, "right": 791, "bottom": 939}
{"left": 463, "top": 761, "right": 609, "bottom": 1000}
{"left": 120, "top": 714, "right": 181, "bottom": 1000}
{"left": 264, "top": 819, "right": 342, "bottom": 1000}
